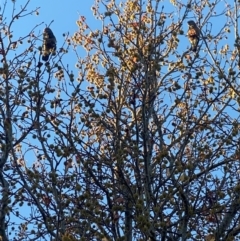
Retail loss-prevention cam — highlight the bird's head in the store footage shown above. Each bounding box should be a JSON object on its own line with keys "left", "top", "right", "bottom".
{"left": 187, "top": 20, "right": 196, "bottom": 26}
{"left": 43, "top": 27, "right": 56, "bottom": 41}
{"left": 43, "top": 28, "right": 53, "bottom": 34}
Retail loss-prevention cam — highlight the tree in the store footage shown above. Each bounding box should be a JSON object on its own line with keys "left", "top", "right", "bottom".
{"left": 1, "top": 0, "right": 240, "bottom": 240}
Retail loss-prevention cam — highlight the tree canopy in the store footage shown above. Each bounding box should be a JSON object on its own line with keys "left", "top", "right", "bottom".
{"left": 0, "top": 0, "right": 240, "bottom": 240}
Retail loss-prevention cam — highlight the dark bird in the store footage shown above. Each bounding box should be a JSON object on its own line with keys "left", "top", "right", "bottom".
{"left": 42, "top": 27, "right": 56, "bottom": 61}
{"left": 187, "top": 20, "right": 200, "bottom": 52}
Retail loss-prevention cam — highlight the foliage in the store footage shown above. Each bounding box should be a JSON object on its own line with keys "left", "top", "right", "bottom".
{"left": 1, "top": 0, "right": 240, "bottom": 240}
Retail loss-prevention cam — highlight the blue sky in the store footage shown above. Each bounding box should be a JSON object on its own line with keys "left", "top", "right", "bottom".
{"left": 4, "top": 0, "right": 94, "bottom": 33}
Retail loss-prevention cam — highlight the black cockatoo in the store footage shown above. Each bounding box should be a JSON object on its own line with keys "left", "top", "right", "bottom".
{"left": 187, "top": 20, "right": 200, "bottom": 52}
{"left": 42, "top": 27, "right": 56, "bottom": 61}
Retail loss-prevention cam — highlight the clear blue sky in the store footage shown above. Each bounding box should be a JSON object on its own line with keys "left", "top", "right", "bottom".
{"left": 18, "top": 0, "right": 95, "bottom": 34}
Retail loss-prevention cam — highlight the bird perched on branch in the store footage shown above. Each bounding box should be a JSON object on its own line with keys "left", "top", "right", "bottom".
{"left": 42, "top": 27, "right": 56, "bottom": 61}
{"left": 187, "top": 20, "right": 200, "bottom": 52}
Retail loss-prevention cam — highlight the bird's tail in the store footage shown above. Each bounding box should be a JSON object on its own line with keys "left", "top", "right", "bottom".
{"left": 42, "top": 55, "right": 49, "bottom": 61}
